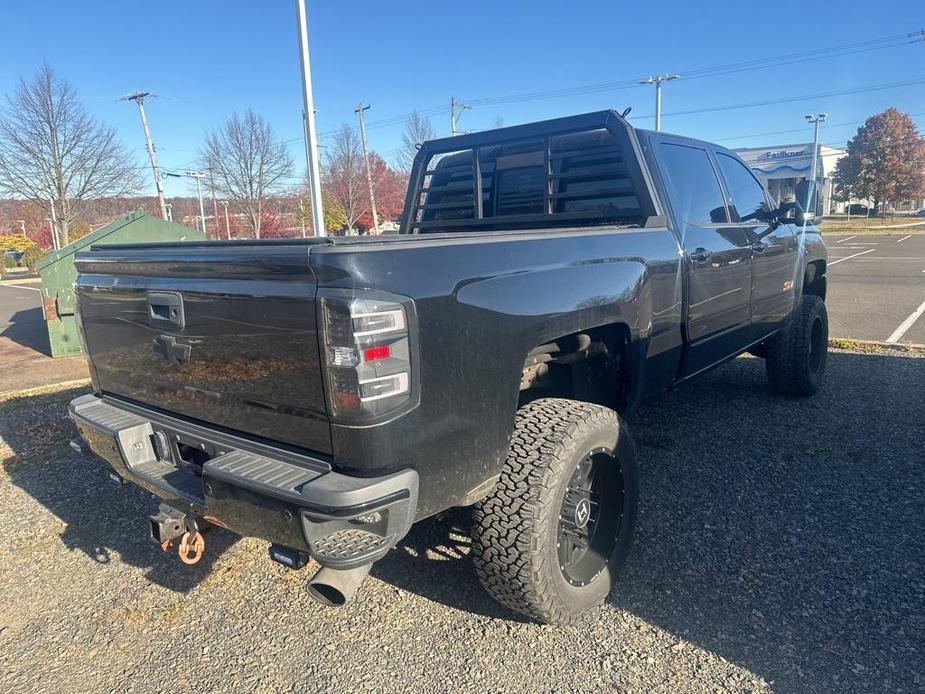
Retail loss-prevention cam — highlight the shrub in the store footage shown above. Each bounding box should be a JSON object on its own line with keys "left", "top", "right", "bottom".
{"left": 22, "top": 244, "right": 45, "bottom": 272}
{"left": 0, "top": 234, "right": 36, "bottom": 254}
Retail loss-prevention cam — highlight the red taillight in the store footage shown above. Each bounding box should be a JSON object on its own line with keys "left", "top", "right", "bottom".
{"left": 320, "top": 291, "right": 415, "bottom": 423}
{"left": 363, "top": 345, "right": 391, "bottom": 361}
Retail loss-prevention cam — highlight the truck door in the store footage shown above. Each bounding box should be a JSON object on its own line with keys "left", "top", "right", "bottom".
{"left": 655, "top": 140, "right": 753, "bottom": 377}
{"left": 713, "top": 150, "right": 799, "bottom": 342}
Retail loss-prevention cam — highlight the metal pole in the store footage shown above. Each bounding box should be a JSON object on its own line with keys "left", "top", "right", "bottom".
{"left": 295, "top": 0, "right": 326, "bottom": 237}
{"left": 208, "top": 168, "right": 221, "bottom": 237}
{"left": 48, "top": 200, "right": 59, "bottom": 249}
{"left": 123, "top": 92, "right": 168, "bottom": 220}
{"left": 804, "top": 113, "right": 827, "bottom": 218}
{"left": 654, "top": 80, "right": 662, "bottom": 132}
{"left": 639, "top": 75, "right": 679, "bottom": 132}
{"left": 355, "top": 103, "right": 379, "bottom": 234}
{"left": 187, "top": 171, "right": 207, "bottom": 235}
{"left": 221, "top": 200, "right": 231, "bottom": 239}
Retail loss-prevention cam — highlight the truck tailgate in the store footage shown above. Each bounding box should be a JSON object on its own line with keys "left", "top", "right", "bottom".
{"left": 74, "top": 242, "right": 331, "bottom": 455}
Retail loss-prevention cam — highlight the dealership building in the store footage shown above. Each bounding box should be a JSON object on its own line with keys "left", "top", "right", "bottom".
{"left": 734, "top": 143, "right": 846, "bottom": 215}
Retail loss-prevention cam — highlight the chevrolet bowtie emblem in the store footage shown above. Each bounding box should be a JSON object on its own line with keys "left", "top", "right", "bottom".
{"left": 152, "top": 335, "right": 191, "bottom": 367}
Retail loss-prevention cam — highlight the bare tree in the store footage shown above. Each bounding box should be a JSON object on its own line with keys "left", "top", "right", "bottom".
{"left": 397, "top": 111, "right": 437, "bottom": 172}
{"left": 202, "top": 110, "right": 294, "bottom": 238}
{"left": 0, "top": 64, "right": 140, "bottom": 246}
{"left": 323, "top": 124, "right": 367, "bottom": 233}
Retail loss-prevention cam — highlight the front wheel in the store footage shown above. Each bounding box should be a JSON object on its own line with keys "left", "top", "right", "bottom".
{"left": 472, "top": 398, "right": 638, "bottom": 624}
{"left": 765, "top": 294, "right": 828, "bottom": 396}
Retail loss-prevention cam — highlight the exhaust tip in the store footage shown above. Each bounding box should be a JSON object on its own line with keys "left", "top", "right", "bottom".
{"left": 306, "top": 582, "right": 348, "bottom": 607}
{"left": 306, "top": 563, "right": 372, "bottom": 607}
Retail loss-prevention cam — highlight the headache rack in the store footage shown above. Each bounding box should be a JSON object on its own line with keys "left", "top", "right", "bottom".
{"left": 401, "top": 110, "right": 661, "bottom": 234}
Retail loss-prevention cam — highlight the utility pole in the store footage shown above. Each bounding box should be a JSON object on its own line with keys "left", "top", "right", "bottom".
{"left": 220, "top": 200, "right": 231, "bottom": 239}
{"left": 186, "top": 171, "right": 208, "bottom": 235}
{"left": 804, "top": 113, "right": 827, "bottom": 221}
{"left": 355, "top": 103, "right": 380, "bottom": 234}
{"left": 638, "top": 74, "right": 680, "bottom": 132}
{"left": 295, "top": 0, "right": 326, "bottom": 237}
{"left": 450, "top": 96, "right": 471, "bottom": 136}
{"left": 121, "top": 91, "right": 168, "bottom": 220}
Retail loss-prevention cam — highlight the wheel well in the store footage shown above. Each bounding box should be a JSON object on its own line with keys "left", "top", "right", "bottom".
{"left": 805, "top": 260, "right": 826, "bottom": 300}
{"left": 519, "top": 324, "right": 630, "bottom": 413}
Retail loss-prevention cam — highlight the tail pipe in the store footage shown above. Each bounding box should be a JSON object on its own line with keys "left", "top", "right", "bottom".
{"left": 306, "top": 563, "right": 373, "bottom": 607}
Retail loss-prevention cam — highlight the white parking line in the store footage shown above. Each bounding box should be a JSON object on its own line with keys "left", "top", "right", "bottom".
{"left": 0, "top": 284, "right": 40, "bottom": 292}
{"left": 886, "top": 297, "right": 925, "bottom": 343}
{"left": 828, "top": 248, "right": 876, "bottom": 266}
{"left": 897, "top": 235, "right": 912, "bottom": 243}
{"left": 835, "top": 236, "right": 857, "bottom": 243}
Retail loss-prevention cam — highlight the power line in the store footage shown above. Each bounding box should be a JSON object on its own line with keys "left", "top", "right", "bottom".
{"left": 651, "top": 78, "right": 925, "bottom": 119}
{"left": 714, "top": 111, "right": 925, "bottom": 144}
{"left": 464, "top": 29, "right": 923, "bottom": 106}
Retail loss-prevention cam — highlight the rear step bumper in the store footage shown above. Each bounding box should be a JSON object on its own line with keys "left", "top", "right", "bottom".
{"left": 68, "top": 394, "right": 417, "bottom": 569}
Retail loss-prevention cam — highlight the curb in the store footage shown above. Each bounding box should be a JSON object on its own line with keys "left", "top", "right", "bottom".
{"left": 829, "top": 337, "right": 925, "bottom": 352}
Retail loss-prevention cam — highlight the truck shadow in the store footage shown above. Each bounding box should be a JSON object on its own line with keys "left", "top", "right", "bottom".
{"left": 375, "top": 351, "right": 925, "bottom": 691}
{"left": 0, "top": 385, "right": 238, "bottom": 592}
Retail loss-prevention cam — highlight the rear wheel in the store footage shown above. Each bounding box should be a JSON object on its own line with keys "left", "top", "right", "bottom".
{"left": 472, "top": 398, "right": 638, "bottom": 624}
{"left": 766, "top": 294, "right": 828, "bottom": 396}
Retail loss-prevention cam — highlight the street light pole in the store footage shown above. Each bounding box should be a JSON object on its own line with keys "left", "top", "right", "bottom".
{"left": 355, "top": 103, "right": 380, "bottom": 234}
{"left": 804, "top": 113, "right": 828, "bottom": 219}
{"left": 639, "top": 74, "right": 680, "bottom": 132}
{"left": 295, "top": 0, "right": 326, "bottom": 237}
{"left": 186, "top": 171, "right": 208, "bottom": 235}
{"left": 220, "top": 200, "right": 231, "bottom": 239}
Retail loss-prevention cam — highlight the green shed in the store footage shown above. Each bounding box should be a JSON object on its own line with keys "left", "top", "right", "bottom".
{"left": 35, "top": 211, "right": 204, "bottom": 357}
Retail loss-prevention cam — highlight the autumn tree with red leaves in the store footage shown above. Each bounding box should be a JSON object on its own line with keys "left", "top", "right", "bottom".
{"left": 833, "top": 108, "right": 925, "bottom": 211}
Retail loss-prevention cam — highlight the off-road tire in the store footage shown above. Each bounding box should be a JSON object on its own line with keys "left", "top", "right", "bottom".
{"left": 472, "top": 398, "right": 638, "bottom": 624}
{"left": 766, "top": 294, "right": 828, "bottom": 396}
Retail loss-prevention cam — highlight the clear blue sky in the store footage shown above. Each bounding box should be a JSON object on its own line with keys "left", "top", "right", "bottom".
{"left": 1, "top": 0, "right": 923, "bottom": 198}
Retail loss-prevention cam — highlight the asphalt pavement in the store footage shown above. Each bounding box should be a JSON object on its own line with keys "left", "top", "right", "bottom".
{"left": 0, "top": 282, "right": 88, "bottom": 394}
{"left": 823, "top": 233, "right": 925, "bottom": 344}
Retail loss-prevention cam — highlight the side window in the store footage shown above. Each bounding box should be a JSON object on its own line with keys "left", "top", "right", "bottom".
{"left": 715, "top": 152, "right": 768, "bottom": 223}
{"left": 658, "top": 143, "right": 728, "bottom": 226}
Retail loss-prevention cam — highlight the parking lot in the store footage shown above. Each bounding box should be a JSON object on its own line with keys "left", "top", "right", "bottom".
{"left": 824, "top": 232, "right": 925, "bottom": 344}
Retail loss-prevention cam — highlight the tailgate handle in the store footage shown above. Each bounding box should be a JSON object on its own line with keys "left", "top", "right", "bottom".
{"left": 147, "top": 291, "right": 185, "bottom": 329}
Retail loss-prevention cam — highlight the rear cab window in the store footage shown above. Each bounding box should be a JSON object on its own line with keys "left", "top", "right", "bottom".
{"left": 409, "top": 123, "right": 652, "bottom": 233}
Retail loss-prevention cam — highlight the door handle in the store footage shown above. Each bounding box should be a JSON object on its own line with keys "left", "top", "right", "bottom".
{"left": 690, "top": 249, "right": 713, "bottom": 263}
{"left": 750, "top": 242, "right": 767, "bottom": 253}
{"left": 147, "top": 291, "right": 185, "bottom": 329}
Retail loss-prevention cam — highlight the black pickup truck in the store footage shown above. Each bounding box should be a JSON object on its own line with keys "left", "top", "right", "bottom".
{"left": 68, "top": 110, "right": 827, "bottom": 624}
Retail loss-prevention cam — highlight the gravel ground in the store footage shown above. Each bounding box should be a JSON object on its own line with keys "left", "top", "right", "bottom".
{"left": 0, "top": 347, "right": 922, "bottom": 693}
